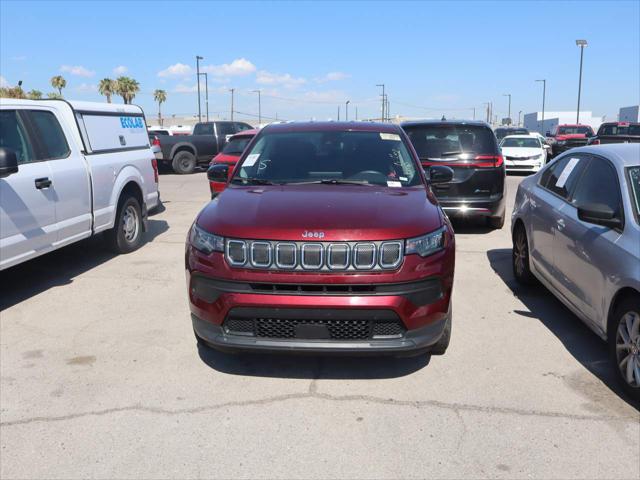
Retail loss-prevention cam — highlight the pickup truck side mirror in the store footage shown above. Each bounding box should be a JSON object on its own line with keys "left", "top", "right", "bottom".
{"left": 545, "top": 131, "right": 552, "bottom": 137}
{"left": 428, "top": 165, "right": 454, "bottom": 184}
{"left": 0, "top": 147, "right": 19, "bottom": 178}
{"left": 207, "top": 163, "right": 230, "bottom": 183}
{"left": 577, "top": 202, "right": 623, "bottom": 230}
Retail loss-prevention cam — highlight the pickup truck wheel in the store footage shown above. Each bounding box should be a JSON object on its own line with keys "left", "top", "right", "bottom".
{"left": 105, "top": 195, "right": 143, "bottom": 254}
{"left": 172, "top": 151, "right": 196, "bottom": 174}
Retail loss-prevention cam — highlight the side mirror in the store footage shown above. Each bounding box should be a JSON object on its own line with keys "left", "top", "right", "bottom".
{"left": 207, "top": 163, "right": 229, "bottom": 183}
{"left": 225, "top": 134, "right": 233, "bottom": 142}
{"left": 0, "top": 148, "right": 19, "bottom": 178}
{"left": 543, "top": 144, "right": 551, "bottom": 150}
{"left": 577, "top": 203, "right": 623, "bottom": 230}
{"left": 428, "top": 165, "right": 454, "bottom": 184}
{"left": 545, "top": 131, "right": 551, "bottom": 137}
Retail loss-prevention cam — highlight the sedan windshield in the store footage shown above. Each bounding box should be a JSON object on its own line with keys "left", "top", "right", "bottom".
{"left": 501, "top": 137, "right": 540, "bottom": 148}
{"left": 234, "top": 130, "right": 422, "bottom": 187}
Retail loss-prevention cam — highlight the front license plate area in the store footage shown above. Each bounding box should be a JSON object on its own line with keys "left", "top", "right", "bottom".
{"left": 295, "top": 323, "right": 331, "bottom": 339}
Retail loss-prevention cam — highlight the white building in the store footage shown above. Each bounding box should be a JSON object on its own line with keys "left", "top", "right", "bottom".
{"left": 523, "top": 111, "right": 603, "bottom": 134}
{"left": 619, "top": 106, "right": 640, "bottom": 122}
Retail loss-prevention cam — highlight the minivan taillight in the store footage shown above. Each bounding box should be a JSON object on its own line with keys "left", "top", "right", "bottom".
{"left": 151, "top": 158, "right": 159, "bottom": 183}
{"left": 473, "top": 155, "right": 503, "bottom": 168}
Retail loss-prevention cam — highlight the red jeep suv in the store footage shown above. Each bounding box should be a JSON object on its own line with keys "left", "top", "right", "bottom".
{"left": 187, "top": 122, "right": 455, "bottom": 355}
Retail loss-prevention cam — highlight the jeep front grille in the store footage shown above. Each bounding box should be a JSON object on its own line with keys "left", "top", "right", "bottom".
{"left": 224, "top": 239, "right": 404, "bottom": 271}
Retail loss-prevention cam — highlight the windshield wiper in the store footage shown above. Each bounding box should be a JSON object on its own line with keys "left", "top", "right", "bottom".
{"left": 286, "top": 179, "right": 373, "bottom": 186}
{"left": 231, "top": 177, "right": 276, "bottom": 185}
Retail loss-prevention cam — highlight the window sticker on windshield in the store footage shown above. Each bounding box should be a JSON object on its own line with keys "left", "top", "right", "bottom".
{"left": 555, "top": 158, "right": 581, "bottom": 188}
{"left": 387, "top": 180, "right": 402, "bottom": 188}
{"left": 380, "top": 133, "right": 401, "bottom": 141}
{"left": 243, "top": 153, "right": 260, "bottom": 167}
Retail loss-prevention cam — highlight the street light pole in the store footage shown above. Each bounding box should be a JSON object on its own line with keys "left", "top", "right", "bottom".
{"left": 337, "top": 105, "right": 340, "bottom": 121}
{"left": 198, "top": 72, "right": 209, "bottom": 122}
{"left": 535, "top": 79, "right": 546, "bottom": 134}
{"left": 376, "top": 84, "right": 385, "bottom": 122}
{"left": 251, "top": 90, "right": 262, "bottom": 124}
{"left": 345, "top": 100, "right": 350, "bottom": 121}
{"left": 229, "top": 88, "right": 235, "bottom": 121}
{"left": 196, "top": 55, "right": 203, "bottom": 122}
{"left": 503, "top": 93, "right": 511, "bottom": 124}
{"left": 576, "top": 39, "right": 588, "bottom": 124}
{"left": 518, "top": 110, "right": 522, "bottom": 127}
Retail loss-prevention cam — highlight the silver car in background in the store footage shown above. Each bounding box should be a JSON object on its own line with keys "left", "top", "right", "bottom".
{"left": 510, "top": 144, "right": 640, "bottom": 399}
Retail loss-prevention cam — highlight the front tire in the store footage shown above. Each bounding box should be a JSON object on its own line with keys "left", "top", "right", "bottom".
{"left": 172, "top": 151, "right": 196, "bottom": 174}
{"left": 104, "top": 195, "right": 143, "bottom": 254}
{"left": 512, "top": 224, "right": 536, "bottom": 285}
{"left": 609, "top": 296, "right": 640, "bottom": 400}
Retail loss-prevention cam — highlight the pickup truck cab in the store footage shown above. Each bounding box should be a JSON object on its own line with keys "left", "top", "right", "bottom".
{"left": 156, "top": 120, "right": 252, "bottom": 174}
{"left": 546, "top": 124, "right": 595, "bottom": 157}
{"left": 588, "top": 122, "right": 640, "bottom": 145}
{"left": 0, "top": 99, "right": 160, "bottom": 270}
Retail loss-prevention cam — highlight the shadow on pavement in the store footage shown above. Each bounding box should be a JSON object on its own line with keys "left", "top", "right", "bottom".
{"left": 487, "top": 248, "right": 639, "bottom": 411}
{"left": 198, "top": 345, "right": 431, "bottom": 380}
{"left": 0, "top": 219, "right": 169, "bottom": 311}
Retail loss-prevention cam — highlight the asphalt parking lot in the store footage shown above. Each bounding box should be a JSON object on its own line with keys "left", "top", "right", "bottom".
{"left": 1, "top": 173, "right": 638, "bottom": 479}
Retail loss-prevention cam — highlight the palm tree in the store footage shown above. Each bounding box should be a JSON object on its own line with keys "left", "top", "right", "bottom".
{"left": 27, "top": 89, "right": 43, "bottom": 100}
{"left": 98, "top": 78, "right": 116, "bottom": 103}
{"left": 153, "top": 89, "right": 167, "bottom": 126}
{"left": 50, "top": 75, "right": 66, "bottom": 96}
{"left": 115, "top": 76, "right": 140, "bottom": 104}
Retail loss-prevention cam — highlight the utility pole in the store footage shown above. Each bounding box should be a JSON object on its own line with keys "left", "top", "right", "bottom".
{"left": 483, "top": 102, "right": 490, "bottom": 123}
{"left": 196, "top": 55, "right": 203, "bottom": 122}
{"left": 345, "top": 100, "right": 350, "bottom": 121}
{"left": 472, "top": 107, "right": 476, "bottom": 120}
{"left": 503, "top": 93, "right": 511, "bottom": 124}
{"left": 355, "top": 106, "right": 358, "bottom": 121}
{"left": 229, "top": 88, "right": 235, "bottom": 121}
{"left": 576, "top": 39, "right": 588, "bottom": 123}
{"left": 337, "top": 105, "right": 340, "bottom": 121}
{"left": 376, "top": 84, "right": 385, "bottom": 122}
{"left": 535, "top": 79, "right": 546, "bottom": 134}
{"left": 518, "top": 110, "right": 522, "bottom": 127}
{"left": 198, "top": 72, "right": 209, "bottom": 122}
{"left": 251, "top": 90, "right": 262, "bottom": 124}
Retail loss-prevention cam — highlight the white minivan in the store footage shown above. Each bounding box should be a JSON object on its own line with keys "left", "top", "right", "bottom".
{"left": 0, "top": 99, "right": 160, "bottom": 270}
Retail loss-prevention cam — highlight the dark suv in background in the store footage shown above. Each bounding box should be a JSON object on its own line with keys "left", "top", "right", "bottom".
{"left": 402, "top": 120, "right": 506, "bottom": 228}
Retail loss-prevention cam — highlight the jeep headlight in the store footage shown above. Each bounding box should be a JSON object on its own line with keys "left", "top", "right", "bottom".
{"left": 405, "top": 226, "right": 447, "bottom": 257}
{"left": 189, "top": 223, "right": 224, "bottom": 254}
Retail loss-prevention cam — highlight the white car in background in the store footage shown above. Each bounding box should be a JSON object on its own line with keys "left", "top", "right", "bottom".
{"left": 500, "top": 135, "right": 547, "bottom": 173}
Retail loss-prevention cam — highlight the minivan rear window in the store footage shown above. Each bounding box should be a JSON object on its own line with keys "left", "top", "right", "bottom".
{"left": 403, "top": 124, "right": 497, "bottom": 159}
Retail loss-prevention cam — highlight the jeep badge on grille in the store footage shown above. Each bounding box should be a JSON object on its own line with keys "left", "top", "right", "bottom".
{"left": 302, "top": 231, "right": 325, "bottom": 239}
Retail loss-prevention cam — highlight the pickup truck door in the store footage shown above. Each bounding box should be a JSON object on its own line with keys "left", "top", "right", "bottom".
{"left": 23, "top": 109, "right": 92, "bottom": 248}
{"left": 192, "top": 123, "right": 218, "bottom": 160}
{"left": 0, "top": 110, "right": 57, "bottom": 269}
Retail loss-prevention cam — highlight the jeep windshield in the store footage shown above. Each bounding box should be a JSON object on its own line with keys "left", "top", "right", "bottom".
{"left": 233, "top": 130, "right": 422, "bottom": 187}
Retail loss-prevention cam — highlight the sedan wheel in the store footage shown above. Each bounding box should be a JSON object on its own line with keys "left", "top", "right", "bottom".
{"left": 512, "top": 225, "right": 536, "bottom": 284}
{"left": 615, "top": 310, "right": 640, "bottom": 389}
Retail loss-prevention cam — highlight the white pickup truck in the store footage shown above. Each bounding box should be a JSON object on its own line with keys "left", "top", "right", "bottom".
{"left": 0, "top": 99, "right": 160, "bottom": 270}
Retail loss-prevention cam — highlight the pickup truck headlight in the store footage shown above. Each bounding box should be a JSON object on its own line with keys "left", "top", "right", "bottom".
{"left": 189, "top": 223, "right": 224, "bottom": 254}
{"left": 405, "top": 226, "right": 447, "bottom": 257}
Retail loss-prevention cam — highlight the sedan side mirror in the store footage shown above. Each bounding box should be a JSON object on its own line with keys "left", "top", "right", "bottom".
{"left": 0, "top": 147, "right": 19, "bottom": 178}
{"left": 429, "top": 165, "right": 454, "bottom": 184}
{"left": 207, "top": 163, "right": 230, "bottom": 183}
{"left": 577, "top": 203, "right": 623, "bottom": 230}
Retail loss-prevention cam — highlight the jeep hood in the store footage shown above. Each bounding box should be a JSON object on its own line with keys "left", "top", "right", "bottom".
{"left": 197, "top": 185, "right": 441, "bottom": 241}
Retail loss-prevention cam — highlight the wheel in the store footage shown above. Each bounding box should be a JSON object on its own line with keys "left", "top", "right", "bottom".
{"left": 609, "top": 295, "right": 640, "bottom": 400}
{"left": 172, "top": 151, "right": 196, "bottom": 174}
{"left": 512, "top": 224, "right": 536, "bottom": 285}
{"left": 104, "top": 195, "right": 143, "bottom": 254}
{"left": 429, "top": 314, "right": 451, "bottom": 355}
{"left": 487, "top": 211, "right": 505, "bottom": 229}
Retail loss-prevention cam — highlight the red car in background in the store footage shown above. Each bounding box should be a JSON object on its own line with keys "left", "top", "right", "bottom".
{"left": 208, "top": 129, "right": 258, "bottom": 197}
{"left": 546, "top": 124, "right": 595, "bottom": 157}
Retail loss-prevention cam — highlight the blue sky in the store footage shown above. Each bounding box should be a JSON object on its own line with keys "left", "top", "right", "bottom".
{"left": 1, "top": 0, "right": 638, "bottom": 122}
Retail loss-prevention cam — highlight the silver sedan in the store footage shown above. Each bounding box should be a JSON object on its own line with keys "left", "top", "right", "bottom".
{"left": 510, "top": 144, "right": 640, "bottom": 399}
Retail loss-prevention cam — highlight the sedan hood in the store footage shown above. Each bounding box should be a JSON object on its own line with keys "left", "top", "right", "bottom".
{"left": 197, "top": 185, "right": 441, "bottom": 241}
{"left": 501, "top": 147, "right": 543, "bottom": 157}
